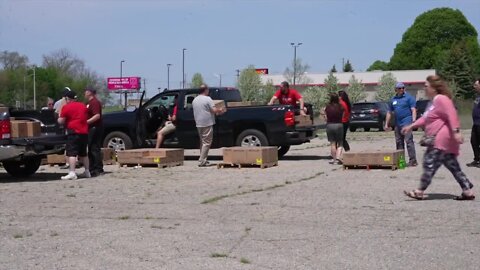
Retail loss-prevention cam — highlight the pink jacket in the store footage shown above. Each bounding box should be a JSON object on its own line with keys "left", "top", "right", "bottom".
{"left": 412, "top": 94, "right": 461, "bottom": 155}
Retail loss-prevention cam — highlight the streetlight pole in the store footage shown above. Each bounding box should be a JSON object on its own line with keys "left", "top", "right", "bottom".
{"left": 32, "top": 66, "right": 36, "bottom": 110}
{"left": 290, "top": 42, "right": 302, "bottom": 86}
{"left": 182, "top": 48, "right": 186, "bottom": 89}
{"left": 167, "top": 63, "right": 172, "bottom": 90}
{"left": 120, "top": 60, "right": 125, "bottom": 107}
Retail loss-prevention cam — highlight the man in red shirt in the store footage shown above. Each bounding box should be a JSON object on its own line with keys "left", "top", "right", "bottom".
{"left": 58, "top": 90, "right": 90, "bottom": 180}
{"left": 85, "top": 87, "right": 104, "bottom": 176}
{"left": 268, "top": 81, "right": 306, "bottom": 115}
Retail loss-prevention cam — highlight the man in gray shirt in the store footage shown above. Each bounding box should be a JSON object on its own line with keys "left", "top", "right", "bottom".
{"left": 192, "top": 84, "right": 226, "bottom": 166}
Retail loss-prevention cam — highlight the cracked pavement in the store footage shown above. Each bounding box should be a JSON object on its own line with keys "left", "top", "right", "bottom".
{"left": 1, "top": 132, "right": 479, "bottom": 269}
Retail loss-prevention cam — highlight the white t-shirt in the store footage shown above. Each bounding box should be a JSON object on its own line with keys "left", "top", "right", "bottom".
{"left": 192, "top": 95, "right": 215, "bottom": 127}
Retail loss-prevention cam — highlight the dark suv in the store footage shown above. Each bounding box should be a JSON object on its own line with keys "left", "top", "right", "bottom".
{"left": 349, "top": 102, "right": 389, "bottom": 132}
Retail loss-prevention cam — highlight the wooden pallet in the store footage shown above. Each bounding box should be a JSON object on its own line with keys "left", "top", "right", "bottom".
{"left": 343, "top": 164, "right": 398, "bottom": 171}
{"left": 217, "top": 161, "right": 278, "bottom": 169}
{"left": 119, "top": 161, "right": 183, "bottom": 168}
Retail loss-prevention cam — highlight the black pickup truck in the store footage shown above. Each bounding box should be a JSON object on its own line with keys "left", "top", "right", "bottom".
{"left": 102, "top": 87, "right": 317, "bottom": 157}
{"left": 0, "top": 108, "right": 66, "bottom": 178}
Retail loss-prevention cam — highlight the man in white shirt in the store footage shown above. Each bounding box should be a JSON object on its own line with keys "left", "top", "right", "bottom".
{"left": 192, "top": 84, "right": 226, "bottom": 167}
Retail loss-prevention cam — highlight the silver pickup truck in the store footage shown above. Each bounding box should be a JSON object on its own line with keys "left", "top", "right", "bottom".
{"left": 0, "top": 108, "right": 66, "bottom": 178}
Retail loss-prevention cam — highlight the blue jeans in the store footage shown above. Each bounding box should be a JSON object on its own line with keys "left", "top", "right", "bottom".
{"left": 394, "top": 126, "right": 417, "bottom": 162}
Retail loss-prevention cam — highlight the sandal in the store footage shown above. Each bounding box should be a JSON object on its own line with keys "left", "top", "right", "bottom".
{"left": 403, "top": 190, "right": 425, "bottom": 200}
{"left": 453, "top": 194, "right": 475, "bottom": 201}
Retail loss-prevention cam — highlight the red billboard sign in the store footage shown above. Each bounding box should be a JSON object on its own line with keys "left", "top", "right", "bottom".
{"left": 255, "top": 68, "right": 269, "bottom": 75}
{"left": 107, "top": 77, "right": 141, "bottom": 90}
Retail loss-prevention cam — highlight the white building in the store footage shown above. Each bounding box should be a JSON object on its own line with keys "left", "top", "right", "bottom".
{"left": 260, "top": 69, "right": 436, "bottom": 101}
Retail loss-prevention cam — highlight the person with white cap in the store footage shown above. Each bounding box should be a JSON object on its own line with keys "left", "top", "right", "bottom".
{"left": 384, "top": 82, "right": 418, "bottom": 166}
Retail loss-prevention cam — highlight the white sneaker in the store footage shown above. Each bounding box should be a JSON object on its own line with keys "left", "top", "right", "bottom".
{"left": 61, "top": 172, "right": 77, "bottom": 180}
{"left": 77, "top": 171, "right": 91, "bottom": 178}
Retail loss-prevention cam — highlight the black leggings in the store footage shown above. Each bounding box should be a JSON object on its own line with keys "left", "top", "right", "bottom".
{"left": 420, "top": 148, "right": 473, "bottom": 191}
{"left": 342, "top": 122, "right": 350, "bottom": 151}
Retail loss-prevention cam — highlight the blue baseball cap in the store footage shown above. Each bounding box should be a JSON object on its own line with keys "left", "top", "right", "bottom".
{"left": 395, "top": 82, "right": 405, "bottom": 89}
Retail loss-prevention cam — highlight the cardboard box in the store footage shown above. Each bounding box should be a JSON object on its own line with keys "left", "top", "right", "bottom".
{"left": 295, "top": 115, "right": 313, "bottom": 127}
{"left": 10, "top": 120, "right": 28, "bottom": 138}
{"left": 227, "top": 101, "right": 263, "bottom": 107}
{"left": 25, "top": 121, "right": 41, "bottom": 137}
{"left": 47, "top": 154, "right": 66, "bottom": 164}
{"left": 343, "top": 150, "right": 404, "bottom": 167}
{"left": 213, "top": 100, "right": 226, "bottom": 111}
{"left": 117, "top": 148, "right": 184, "bottom": 165}
{"left": 222, "top": 147, "right": 278, "bottom": 165}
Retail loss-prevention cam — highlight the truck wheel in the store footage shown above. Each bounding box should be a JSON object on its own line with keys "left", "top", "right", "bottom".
{"left": 2, "top": 157, "right": 42, "bottom": 178}
{"left": 277, "top": 145, "right": 290, "bottom": 158}
{"left": 103, "top": 131, "right": 133, "bottom": 151}
{"left": 236, "top": 129, "right": 268, "bottom": 147}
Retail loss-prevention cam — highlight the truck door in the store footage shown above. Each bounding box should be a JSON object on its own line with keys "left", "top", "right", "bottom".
{"left": 176, "top": 92, "right": 200, "bottom": 148}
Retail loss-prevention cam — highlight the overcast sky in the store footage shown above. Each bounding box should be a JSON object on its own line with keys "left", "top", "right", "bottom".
{"left": 1, "top": 0, "right": 479, "bottom": 97}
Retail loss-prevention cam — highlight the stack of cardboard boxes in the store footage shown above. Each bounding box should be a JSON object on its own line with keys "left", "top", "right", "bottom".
{"left": 117, "top": 148, "right": 184, "bottom": 166}
{"left": 226, "top": 101, "right": 263, "bottom": 107}
{"left": 10, "top": 120, "right": 41, "bottom": 138}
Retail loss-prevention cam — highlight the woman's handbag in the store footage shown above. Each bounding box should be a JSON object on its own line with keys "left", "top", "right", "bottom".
{"left": 419, "top": 135, "right": 435, "bottom": 147}
{"left": 419, "top": 125, "right": 443, "bottom": 147}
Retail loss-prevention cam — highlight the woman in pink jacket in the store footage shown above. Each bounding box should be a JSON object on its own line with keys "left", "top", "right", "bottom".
{"left": 402, "top": 75, "right": 475, "bottom": 200}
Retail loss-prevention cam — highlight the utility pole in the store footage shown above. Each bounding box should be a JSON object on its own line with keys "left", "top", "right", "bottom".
{"left": 236, "top": 69, "right": 240, "bottom": 84}
{"left": 290, "top": 42, "right": 302, "bottom": 86}
{"left": 167, "top": 63, "right": 172, "bottom": 90}
{"left": 182, "top": 48, "right": 187, "bottom": 89}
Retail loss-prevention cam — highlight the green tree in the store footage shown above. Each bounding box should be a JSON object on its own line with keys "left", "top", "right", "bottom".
{"left": 324, "top": 72, "right": 340, "bottom": 94}
{"left": 439, "top": 40, "right": 475, "bottom": 99}
{"left": 375, "top": 72, "right": 397, "bottom": 102}
{"left": 284, "top": 58, "right": 311, "bottom": 85}
{"left": 260, "top": 79, "right": 277, "bottom": 103}
{"left": 388, "top": 8, "right": 480, "bottom": 75}
{"left": 343, "top": 60, "right": 354, "bottom": 72}
{"left": 330, "top": 65, "right": 337, "bottom": 73}
{"left": 237, "top": 65, "right": 263, "bottom": 102}
{"left": 345, "top": 75, "right": 367, "bottom": 103}
{"left": 303, "top": 86, "right": 329, "bottom": 116}
{"left": 191, "top": 73, "right": 204, "bottom": 88}
{"left": 367, "top": 60, "right": 389, "bottom": 71}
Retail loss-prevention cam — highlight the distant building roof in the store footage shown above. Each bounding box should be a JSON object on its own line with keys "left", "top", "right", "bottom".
{"left": 260, "top": 69, "right": 436, "bottom": 86}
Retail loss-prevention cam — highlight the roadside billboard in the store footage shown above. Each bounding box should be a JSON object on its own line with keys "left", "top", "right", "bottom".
{"left": 107, "top": 77, "right": 141, "bottom": 90}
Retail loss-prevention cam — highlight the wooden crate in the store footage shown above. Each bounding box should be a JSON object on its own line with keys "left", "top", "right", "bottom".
{"left": 342, "top": 150, "right": 404, "bottom": 170}
{"left": 227, "top": 101, "right": 263, "bottom": 107}
{"left": 101, "top": 148, "right": 115, "bottom": 165}
{"left": 117, "top": 148, "right": 184, "bottom": 167}
{"left": 47, "top": 154, "right": 66, "bottom": 165}
{"left": 295, "top": 115, "right": 313, "bottom": 127}
{"left": 220, "top": 147, "right": 278, "bottom": 168}
{"left": 25, "top": 121, "right": 41, "bottom": 137}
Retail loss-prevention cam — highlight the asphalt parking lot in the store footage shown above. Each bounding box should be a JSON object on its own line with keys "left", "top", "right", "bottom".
{"left": 1, "top": 131, "right": 479, "bottom": 270}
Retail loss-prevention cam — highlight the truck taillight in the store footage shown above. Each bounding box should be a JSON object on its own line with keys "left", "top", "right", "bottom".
{"left": 370, "top": 109, "right": 379, "bottom": 114}
{"left": 284, "top": 111, "right": 295, "bottom": 127}
{"left": 0, "top": 119, "right": 11, "bottom": 139}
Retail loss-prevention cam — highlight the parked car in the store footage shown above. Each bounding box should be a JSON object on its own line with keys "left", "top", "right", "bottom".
{"left": 102, "top": 87, "right": 318, "bottom": 158}
{"left": 413, "top": 99, "right": 430, "bottom": 131}
{"left": 349, "top": 102, "right": 389, "bottom": 132}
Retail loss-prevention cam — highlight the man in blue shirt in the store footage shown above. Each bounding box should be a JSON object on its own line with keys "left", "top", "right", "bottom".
{"left": 467, "top": 78, "right": 480, "bottom": 167}
{"left": 384, "top": 82, "right": 418, "bottom": 166}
